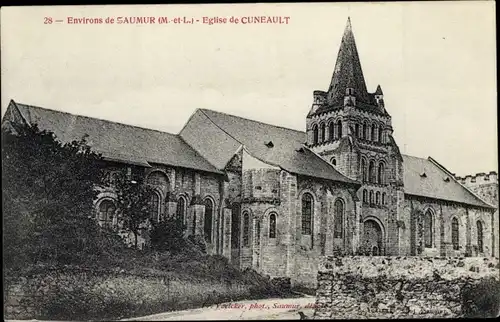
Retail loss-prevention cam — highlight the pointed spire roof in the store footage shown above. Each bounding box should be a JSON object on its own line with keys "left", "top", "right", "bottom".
{"left": 375, "top": 85, "right": 383, "bottom": 95}
{"left": 328, "top": 18, "right": 370, "bottom": 104}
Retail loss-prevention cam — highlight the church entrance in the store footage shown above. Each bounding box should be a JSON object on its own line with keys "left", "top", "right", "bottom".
{"left": 362, "top": 219, "right": 384, "bottom": 256}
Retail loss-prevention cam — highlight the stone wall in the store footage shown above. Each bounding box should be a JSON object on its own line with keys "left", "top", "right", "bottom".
{"left": 400, "top": 197, "right": 495, "bottom": 257}
{"left": 290, "top": 177, "right": 357, "bottom": 288}
{"left": 313, "top": 256, "right": 500, "bottom": 319}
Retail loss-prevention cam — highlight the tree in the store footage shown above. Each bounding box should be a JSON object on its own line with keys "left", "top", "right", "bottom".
{"left": 150, "top": 216, "right": 187, "bottom": 254}
{"left": 2, "top": 122, "right": 108, "bottom": 271}
{"left": 114, "top": 173, "right": 156, "bottom": 249}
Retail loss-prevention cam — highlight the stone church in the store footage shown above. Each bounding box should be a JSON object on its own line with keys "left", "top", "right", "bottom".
{"left": 2, "top": 18, "right": 497, "bottom": 287}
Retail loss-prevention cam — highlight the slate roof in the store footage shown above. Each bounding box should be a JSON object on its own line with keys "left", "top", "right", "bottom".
{"left": 328, "top": 17, "right": 370, "bottom": 105}
{"left": 4, "top": 101, "right": 494, "bottom": 209}
{"left": 196, "top": 109, "right": 359, "bottom": 185}
{"left": 7, "top": 101, "right": 222, "bottom": 174}
{"left": 309, "top": 18, "right": 388, "bottom": 117}
{"left": 402, "top": 154, "right": 495, "bottom": 209}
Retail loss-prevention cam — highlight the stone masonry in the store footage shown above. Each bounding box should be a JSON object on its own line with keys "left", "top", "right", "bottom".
{"left": 313, "top": 256, "right": 500, "bottom": 319}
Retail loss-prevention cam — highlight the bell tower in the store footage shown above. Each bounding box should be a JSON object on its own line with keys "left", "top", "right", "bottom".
{"left": 305, "top": 18, "right": 405, "bottom": 255}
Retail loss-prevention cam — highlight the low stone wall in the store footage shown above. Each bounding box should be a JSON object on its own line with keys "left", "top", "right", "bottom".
{"left": 3, "top": 266, "right": 258, "bottom": 320}
{"left": 313, "top": 256, "right": 500, "bottom": 319}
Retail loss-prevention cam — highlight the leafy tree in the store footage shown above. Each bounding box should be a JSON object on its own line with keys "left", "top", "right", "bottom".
{"left": 2, "top": 122, "right": 108, "bottom": 271}
{"left": 150, "top": 216, "right": 187, "bottom": 254}
{"left": 114, "top": 173, "right": 156, "bottom": 249}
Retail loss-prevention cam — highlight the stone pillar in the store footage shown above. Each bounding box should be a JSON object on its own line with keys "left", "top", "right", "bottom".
{"left": 165, "top": 192, "right": 178, "bottom": 220}
{"left": 439, "top": 205, "right": 446, "bottom": 257}
{"left": 194, "top": 172, "right": 201, "bottom": 195}
{"left": 465, "top": 208, "right": 472, "bottom": 256}
{"left": 189, "top": 195, "right": 205, "bottom": 237}
{"left": 169, "top": 169, "right": 176, "bottom": 191}
{"left": 320, "top": 188, "right": 329, "bottom": 256}
{"left": 353, "top": 200, "right": 362, "bottom": 254}
{"left": 284, "top": 173, "right": 297, "bottom": 277}
{"left": 222, "top": 207, "right": 232, "bottom": 260}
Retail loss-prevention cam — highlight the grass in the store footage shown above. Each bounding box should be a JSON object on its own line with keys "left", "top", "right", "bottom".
{"left": 6, "top": 250, "right": 291, "bottom": 321}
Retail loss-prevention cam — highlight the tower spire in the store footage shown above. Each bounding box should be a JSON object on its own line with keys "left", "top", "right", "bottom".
{"left": 328, "top": 18, "right": 369, "bottom": 105}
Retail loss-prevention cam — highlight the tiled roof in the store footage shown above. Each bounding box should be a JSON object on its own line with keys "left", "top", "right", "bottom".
{"left": 191, "top": 109, "right": 360, "bottom": 185}
{"left": 8, "top": 101, "right": 222, "bottom": 174}
{"left": 328, "top": 17, "right": 370, "bottom": 105}
{"left": 402, "top": 154, "right": 494, "bottom": 209}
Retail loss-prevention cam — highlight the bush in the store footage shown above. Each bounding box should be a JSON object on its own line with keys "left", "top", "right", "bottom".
{"left": 149, "top": 217, "right": 187, "bottom": 254}
{"left": 461, "top": 278, "right": 500, "bottom": 318}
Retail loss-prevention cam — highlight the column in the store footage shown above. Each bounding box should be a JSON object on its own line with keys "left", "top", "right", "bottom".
{"left": 165, "top": 192, "right": 178, "bottom": 220}
{"left": 222, "top": 207, "right": 232, "bottom": 259}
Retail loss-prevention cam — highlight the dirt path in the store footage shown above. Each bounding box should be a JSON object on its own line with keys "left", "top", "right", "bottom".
{"left": 121, "top": 295, "right": 316, "bottom": 320}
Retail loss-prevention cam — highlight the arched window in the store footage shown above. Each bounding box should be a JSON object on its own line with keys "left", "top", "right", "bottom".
{"left": 451, "top": 218, "right": 459, "bottom": 250}
{"left": 369, "top": 160, "right": 375, "bottom": 183}
{"left": 331, "top": 157, "right": 337, "bottom": 166}
{"left": 362, "top": 189, "right": 368, "bottom": 203}
{"left": 375, "top": 191, "right": 380, "bottom": 205}
{"left": 424, "top": 210, "right": 433, "bottom": 248}
{"left": 269, "top": 213, "right": 277, "bottom": 239}
{"left": 371, "top": 124, "right": 376, "bottom": 142}
{"left": 98, "top": 200, "right": 116, "bottom": 229}
{"left": 148, "top": 192, "right": 161, "bottom": 222}
{"left": 355, "top": 123, "right": 360, "bottom": 139}
{"left": 362, "top": 122, "right": 367, "bottom": 140}
{"left": 147, "top": 171, "right": 169, "bottom": 187}
{"left": 204, "top": 198, "right": 213, "bottom": 243}
{"left": 243, "top": 212, "right": 250, "bottom": 247}
{"left": 301, "top": 193, "right": 313, "bottom": 235}
{"left": 361, "top": 158, "right": 367, "bottom": 182}
{"left": 312, "top": 125, "right": 319, "bottom": 145}
{"left": 378, "top": 125, "right": 383, "bottom": 143}
{"left": 334, "top": 199, "right": 344, "bottom": 238}
{"left": 382, "top": 192, "right": 386, "bottom": 205}
{"left": 477, "top": 221, "right": 483, "bottom": 253}
{"left": 320, "top": 123, "right": 326, "bottom": 143}
{"left": 176, "top": 196, "right": 186, "bottom": 223}
{"left": 337, "top": 120, "right": 342, "bottom": 138}
{"left": 328, "top": 122, "right": 334, "bottom": 141}
{"left": 378, "top": 162, "right": 385, "bottom": 184}
{"left": 372, "top": 246, "right": 379, "bottom": 256}
{"left": 369, "top": 190, "right": 374, "bottom": 204}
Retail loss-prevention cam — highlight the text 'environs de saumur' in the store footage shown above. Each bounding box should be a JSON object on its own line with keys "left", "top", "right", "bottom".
{"left": 63, "top": 16, "right": 292, "bottom": 25}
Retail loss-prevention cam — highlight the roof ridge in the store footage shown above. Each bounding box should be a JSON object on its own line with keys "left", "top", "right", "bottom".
{"left": 14, "top": 101, "right": 180, "bottom": 137}
{"left": 199, "top": 109, "right": 244, "bottom": 146}
{"left": 200, "top": 108, "right": 306, "bottom": 135}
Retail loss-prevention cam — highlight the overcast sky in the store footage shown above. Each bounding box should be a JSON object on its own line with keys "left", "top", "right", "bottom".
{"left": 1, "top": 2, "right": 497, "bottom": 177}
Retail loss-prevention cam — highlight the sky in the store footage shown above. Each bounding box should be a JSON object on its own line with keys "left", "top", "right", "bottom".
{"left": 1, "top": 2, "right": 497, "bottom": 177}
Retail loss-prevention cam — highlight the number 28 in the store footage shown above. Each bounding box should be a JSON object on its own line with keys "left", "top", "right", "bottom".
{"left": 44, "top": 17, "right": 53, "bottom": 24}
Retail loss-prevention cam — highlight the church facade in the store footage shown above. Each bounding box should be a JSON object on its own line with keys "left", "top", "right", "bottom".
{"left": 2, "top": 19, "right": 497, "bottom": 287}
